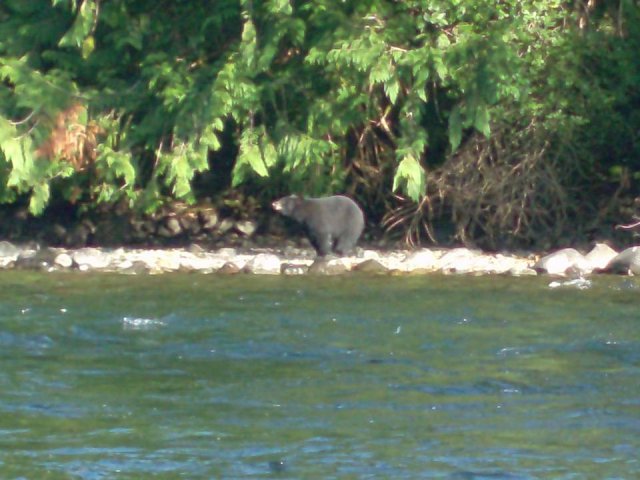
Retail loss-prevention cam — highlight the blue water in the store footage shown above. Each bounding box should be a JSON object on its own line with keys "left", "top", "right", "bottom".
{"left": 0, "top": 272, "right": 638, "bottom": 479}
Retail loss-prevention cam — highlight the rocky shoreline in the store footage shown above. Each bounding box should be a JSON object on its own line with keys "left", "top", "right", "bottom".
{"left": 1, "top": 240, "right": 638, "bottom": 277}
{"left": 1, "top": 199, "right": 639, "bottom": 277}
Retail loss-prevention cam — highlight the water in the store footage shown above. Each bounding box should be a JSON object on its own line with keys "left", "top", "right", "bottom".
{"left": 0, "top": 271, "right": 638, "bottom": 479}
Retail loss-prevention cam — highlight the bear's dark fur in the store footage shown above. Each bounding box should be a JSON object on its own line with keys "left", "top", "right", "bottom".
{"left": 272, "top": 195, "right": 365, "bottom": 256}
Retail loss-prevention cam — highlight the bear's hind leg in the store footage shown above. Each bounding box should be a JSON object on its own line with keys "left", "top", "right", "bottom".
{"left": 334, "top": 234, "right": 357, "bottom": 256}
{"left": 312, "top": 232, "right": 333, "bottom": 257}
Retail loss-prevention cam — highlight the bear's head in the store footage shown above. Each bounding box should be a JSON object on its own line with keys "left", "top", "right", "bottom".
{"left": 271, "top": 195, "right": 304, "bottom": 217}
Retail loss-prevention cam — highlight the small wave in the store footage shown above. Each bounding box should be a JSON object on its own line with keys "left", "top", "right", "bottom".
{"left": 122, "top": 316, "right": 166, "bottom": 330}
{"left": 548, "top": 278, "right": 592, "bottom": 290}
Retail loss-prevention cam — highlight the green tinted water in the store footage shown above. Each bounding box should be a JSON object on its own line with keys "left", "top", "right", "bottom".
{"left": 0, "top": 272, "right": 638, "bottom": 479}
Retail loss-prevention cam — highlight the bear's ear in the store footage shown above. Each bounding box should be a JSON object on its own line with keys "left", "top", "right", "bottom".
{"left": 289, "top": 194, "right": 305, "bottom": 207}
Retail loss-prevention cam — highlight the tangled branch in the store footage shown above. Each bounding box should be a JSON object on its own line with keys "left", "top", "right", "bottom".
{"left": 385, "top": 125, "right": 600, "bottom": 249}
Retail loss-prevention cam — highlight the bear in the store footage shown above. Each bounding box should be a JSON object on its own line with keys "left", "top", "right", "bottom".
{"left": 272, "top": 194, "right": 365, "bottom": 257}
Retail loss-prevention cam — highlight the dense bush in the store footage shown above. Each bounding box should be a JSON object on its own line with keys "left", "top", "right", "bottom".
{"left": 1, "top": 0, "right": 639, "bottom": 247}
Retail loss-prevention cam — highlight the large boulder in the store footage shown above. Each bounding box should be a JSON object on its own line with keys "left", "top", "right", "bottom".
{"left": 0, "top": 241, "right": 22, "bottom": 267}
{"left": 584, "top": 243, "right": 618, "bottom": 270}
{"left": 438, "top": 248, "right": 484, "bottom": 274}
{"left": 534, "top": 248, "right": 591, "bottom": 275}
{"left": 307, "top": 257, "right": 350, "bottom": 275}
{"left": 14, "top": 248, "right": 60, "bottom": 271}
{"left": 71, "top": 247, "right": 113, "bottom": 270}
{"left": 603, "top": 246, "right": 640, "bottom": 275}
{"left": 244, "top": 253, "right": 281, "bottom": 274}
{"left": 402, "top": 249, "right": 439, "bottom": 273}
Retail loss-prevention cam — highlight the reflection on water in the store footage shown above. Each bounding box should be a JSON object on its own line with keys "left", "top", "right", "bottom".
{"left": 0, "top": 272, "right": 638, "bottom": 479}
{"left": 122, "top": 316, "right": 166, "bottom": 330}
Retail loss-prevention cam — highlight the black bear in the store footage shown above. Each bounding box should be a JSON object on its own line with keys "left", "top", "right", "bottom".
{"left": 272, "top": 195, "right": 365, "bottom": 257}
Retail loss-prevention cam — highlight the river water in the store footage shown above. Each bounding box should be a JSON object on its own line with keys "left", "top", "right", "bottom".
{"left": 0, "top": 272, "right": 638, "bottom": 479}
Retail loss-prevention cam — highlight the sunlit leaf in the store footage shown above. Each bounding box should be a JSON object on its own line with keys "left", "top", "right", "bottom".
{"left": 448, "top": 105, "right": 462, "bottom": 152}
{"left": 393, "top": 155, "right": 425, "bottom": 202}
{"left": 385, "top": 80, "right": 400, "bottom": 104}
{"left": 59, "top": 0, "right": 97, "bottom": 49}
{"left": 474, "top": 105, "right": 491, "bottom": 137}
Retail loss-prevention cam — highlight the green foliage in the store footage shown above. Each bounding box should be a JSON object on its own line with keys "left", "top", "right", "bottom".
{"left": 0, "top": 0, "right": 638, "bottom": 250}
{"left": 91, "top": 114, "right": 136, "bottom": 205}
{"left": 233, "top": 127, "right": 277, "bottom": 187}
{"left": 393, "top": 155, "right": 425, "bottom": 203}
{"left": 0, "top": 53, "right": 77, "bottom": 213}
{"left": 58, "top": 0, "right": 97, "bottom": 57}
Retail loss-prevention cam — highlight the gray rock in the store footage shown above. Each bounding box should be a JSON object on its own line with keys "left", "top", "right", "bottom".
{"left": 244, "top": 253, "right": 281, "bottom": 274}
{"left": 50, "top": 224, "right": 68, "bottom": 243}
{"left": 216, "top": 218, "right": 235, "bottom": 234}
{"left": 534, "top": 248, "right": 591, "bottom": 275}
{"left": 510, "top": 266, "right": 538, "bottom": 276}
{"left": 0, "top": 241, "right": 623, "bottom": 278}
{"left": 438, "top": 247, "right": 475, "bottom": 260}
{"left": 438, "top": 248, "right": 486, "bottom": 274}
{"left": 235, "top": 220, "right": 258, "bottom": 237}
{"left": 54, "top": 253, "right": 74, "bottom": 268}
{"left": 402, "top": 249, "right": 439, "bottom": 272}
{"left": 187, "top": 243, "right": 206, "bottom": 254}
{"left": 584, "top": 243, "right": 618, "bottom": 271}
{"left": 120, "top": 261, "right": 151, "bottom": 275}
{"left": 217, "top": 247, "right": 239, "bottom": 258}
{"left": 308, "top": 258, "right": 350, "bottom": 275}
{"left": 140, "top": 219, "right": 157, "bottom": 235}
{"left": 353, "top": 259, "right": 388, "bottom": 274}
{"left": 71, "top": 248, "right": 112, "bottom": 270}
{"left": 157, "top": 217, "right": 182, "bottom": 237}
{"left": 218, "top": 262, "right": 241, "bottom": 274}
{"left": 179, "top": 214, "right": 201, "bottom": 235}
{"left": 359, "top": 249, "right": 406, "bottom": 271}
{"left": 129, "top": 220, "right": 148, "bottom": 240}
{"left": 604, "top": 246, "right": 640, "bottom": 275}
{"left": 0, "top": 240, "right": 20, "bottom": 258}
{"left": 199, "top": 209, "right": 219, "bottom": 231}
{"left": 66, "top": 220, "right": 95, "bottom": 247}
{"left": 153, "top": 254, "right": 182, "bottom": 272}
{"left": 14, "top": 248, "right": 59, "bottom": 271}
{"left": 281, "top": 263, "right": 308, "bottom": 275}
{"left": 281, "top": 244, "right": 315, "bottom": 259}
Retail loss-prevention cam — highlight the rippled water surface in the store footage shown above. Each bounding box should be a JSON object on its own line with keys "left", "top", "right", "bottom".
{"left": 0, "top": 272, "right": 638, "bottom": 479}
